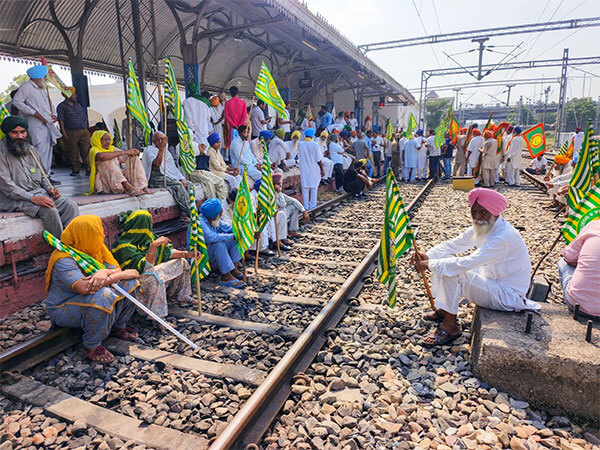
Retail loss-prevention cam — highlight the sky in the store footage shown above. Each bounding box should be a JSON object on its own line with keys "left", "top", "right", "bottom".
{"left": 1, "top": 0, "right": 599, "bottom": 109}
{"left": 303, "top": 0, "right": 600, "bottom": 108}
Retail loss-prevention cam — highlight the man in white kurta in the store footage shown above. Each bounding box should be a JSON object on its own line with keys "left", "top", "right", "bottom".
{"left": 505, "top": 127, "right": 524, "bottom": 186}
{"left": 284, "top": 131, "right": 300, "bottom": 168}
{"left": 412, "top": 188, "right": 539, "bottom": 347}
{"left": 183, "top": 93, "right": 211, "bottom": 149}
{"left": 12, "top": 65, "right": 62, "bottom": 175}
{"left": 572, "top": 127, "right": 584, "bottom": 155}
{"left": 402, "top": 136, "right": 418, "bottom": 182}
{"left": 317, "top": 131, "right": 334, "bottom": 182}
{"left": 466, "top": 128, "right": 483, "bottom": 178}
{"left": 298, "top": 128, "right": 324, "bottom": 210}
{"left": 415, "top": 130, "right": 427, "bottom": 180}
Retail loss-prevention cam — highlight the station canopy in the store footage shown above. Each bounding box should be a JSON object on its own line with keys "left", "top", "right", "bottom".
{"left": 0, "top": 0, "right": 415, "bottom": 105}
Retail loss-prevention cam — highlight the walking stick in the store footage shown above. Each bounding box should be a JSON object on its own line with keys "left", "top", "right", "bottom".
{"left": 28, "top": 148, "right": 54, "bottom": 191}
{"left": 273, "top": 211, "right": 281, "bottom": 257}
{"left": 111, "top": 283, "right": 197, "bottom": 349}
{"left": 530, "top": 230, "right": 563, "bottom": 283}
{"left": 158, "top": 83, "right": 167, "bottom": 188}
{"left": 194, "top": 249, "right": 202, "bottom": 315}
{"left": 413, "top": 240, "right": 436, "bottom": 310}
{"left": 254, "top": 209, "right": 260, "bottom": 277}
{"left": 242, "top": 254, "right": 247, "bottom": 283}
{"left": 127, "top": 114, "right": 134, "bottom": 182}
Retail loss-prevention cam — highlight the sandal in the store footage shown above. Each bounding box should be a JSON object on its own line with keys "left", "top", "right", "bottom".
{"left": 220, "top": 279, "right": 246, "bottom": 289}
{"left": 178, "top": 297, "right": 198, "bottom": 307}
{"left": 422, "top": 327, "right": 462, "bottom": 347}
{"left": 110, "top": 326, "right": 138, "bottom": 341}
{"left": 85, "top": 345, "right": 115, "bottom": 363}
{"left": 423, "top": 310, "right": 445, "bottom": 323}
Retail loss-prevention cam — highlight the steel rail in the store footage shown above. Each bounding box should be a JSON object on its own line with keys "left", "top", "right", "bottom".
{"left": 210, "top": 179, "right": 435, "bottom": 449}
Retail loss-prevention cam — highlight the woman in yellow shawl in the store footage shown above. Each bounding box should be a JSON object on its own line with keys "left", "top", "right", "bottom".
{"left": 87, "top": 130, "right": 149, "bottom": 196}
{"left": 45, "top": 215, "right": 140, "bottom": 363}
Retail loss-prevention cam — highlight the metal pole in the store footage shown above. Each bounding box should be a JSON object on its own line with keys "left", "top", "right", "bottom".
{"left": 422, "top": 75, "right": 429, "bottom": 129}
{"left": 556, "top": 48, "right": 569, "bottom": 144}
{"left": 506, "top": 84, "right": 515, "bottom": 106}
{"left": 130, "top": 0, "right": 146, "bottom": 104}
{"left": 473, "top": 37, "right": 489, "bottom": 80}
{"left": 418, "top": 71, "right": 425, "bottom": 125}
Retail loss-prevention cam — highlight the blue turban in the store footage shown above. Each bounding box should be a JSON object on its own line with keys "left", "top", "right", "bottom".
{"left": 207, "top": 132, "right": 220, "bottom": 147}
{"left": 200, "top": 198, "right": 222, "bottom": 219}
{"left": 253, "top": 179, "right": 261, "bottom": 191}
{"left": 416, "top": 129, "right": 424, "bottom": 136}
{"left": 514, "top": 126, "right": 522, "bottom": 134}
{"left": 573, "top": 153, "right": 579, "bottom": 165}
{"left": 304, "top": 128, "right": 315, "bottom": 138}
{"left": 259, "top": 130, "right": 273, "bottom": 140}
{"left": 27, "top": 65, "right": 47, "bottom": 79}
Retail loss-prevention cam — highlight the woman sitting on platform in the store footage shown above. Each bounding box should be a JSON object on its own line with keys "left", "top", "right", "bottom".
{"left": 45, "top": 215, "right": 140, "bottom": 364}
{"left": 112, "top": 210, "right": 195, "bottom": 317}
{"left": 86, "top": 130, "right": 149, "bottom": 196}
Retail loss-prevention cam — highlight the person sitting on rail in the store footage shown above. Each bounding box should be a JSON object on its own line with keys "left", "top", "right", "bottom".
{"left": 317, "top": 130, "right": 335, "bottom": 185}
{"left": 545, "top": 154, "right": 571, "bottom": 180}
{"left": 557, "top": 221, "right": 600, "bottom": 319}
{"left": 526, "top": 154, "right": 548, "bottom": 175}
{"left": 45, "top": 215, "right": 140, "bottom": 363}
{"left": 545, "top": 155, "right": 575, "bottom": 209}
{"left": 343, "top": 159, "right": 372, "bottom": 198}
{"left": 411, "top": 188, "right": 540, "bottom": 347}
{"left": 0, "top": 115, "right": 79, "bottom": 237}
{"left": 298, "top": 128, "right": 324, "bottom": 210}
{"left": 198, "top": 198, "right": 245, "bottom": 289}
{"left": 112, "top": 210, "right": 196, "bottom": 317}
{"left": 230, "top": 125, "right": 262, "bottom": 184}
{"left": 205, "top": 132, "right": 241, "bottom": 191}
{"left": 273, "top": 171, "right": 307, "bottom": 242}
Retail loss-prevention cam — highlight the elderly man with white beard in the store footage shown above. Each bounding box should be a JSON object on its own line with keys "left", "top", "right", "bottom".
{"left": 411, "top": 188, "right": 540, "bottom": 347}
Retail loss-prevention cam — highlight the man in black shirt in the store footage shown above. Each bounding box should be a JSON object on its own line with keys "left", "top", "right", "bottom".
{"left": 441, "top": 133, "right": 455, "bottom": 180}
{"left": 343, "top": 159, "right": 372, "bottom": 197}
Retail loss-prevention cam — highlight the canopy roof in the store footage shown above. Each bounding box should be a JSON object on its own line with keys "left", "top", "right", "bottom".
{"left": 0, "top": 0, "right": 415, "bottom": 104}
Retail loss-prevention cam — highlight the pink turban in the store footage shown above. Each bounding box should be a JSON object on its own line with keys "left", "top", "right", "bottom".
{"left": 468, "top": 188, "right": 507, "bottom": 216}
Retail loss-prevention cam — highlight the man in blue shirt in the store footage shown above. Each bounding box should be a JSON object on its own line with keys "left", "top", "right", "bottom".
{"left": 318, "top": 105, "right": 333, "bottom": 130}
{"left": 199, "top": 198, "right": 245, "bottom": 288}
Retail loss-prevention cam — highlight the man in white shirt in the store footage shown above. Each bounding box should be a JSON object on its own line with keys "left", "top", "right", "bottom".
{"left": 505, "top": 126, "right": 524, "bottom": 186}
{"left": 298, "top": 128, "right": 324, "bottom": 210}
{"left": 525, "top": 154, "right": 548, "bottom": 175}
{"left": 349, "top": 112, "right": 359, "bottom": 131}
{"left": 183, "top": 83, "right": 211, "bottom": 149}
{"left": 328, "top": 133, "right": 346, "bottom": 192}
{"left": 269, "top": 129, "right": 290, "bottom": 168}
{"left": 466, "top": 127, "right": 483, "bottom": 179}
{"left": 415, "top": 129, "right": 427, "bottom": 180}
{"left": 425, "top": 128, "right": 441, "bottom": 179}
{"left": 284, "top": 130, "right": 300, "bottom": 168}
{"left": 317, "top": 130, "right": 334, "bottom": 183}
{"left": 277, "top": 107, "right": 292, "bottom": 140}
{"left": 372, "top": 133, "right": 385, "bottom": 178}
{"left": 412, "top": 188, "right": 539, "bottom": 347}
{"left": 12, "top": 65, "right": 62, "bottom": 177}
{"left": 250, "top": 100, "right": 270, "bottom": 139}
{"left": 572, "top": 127, "right": 584, "bottom": 155}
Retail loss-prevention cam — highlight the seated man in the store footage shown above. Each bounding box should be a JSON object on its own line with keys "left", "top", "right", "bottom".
{"left": 206, "top": 132, "right": 241, "bottom": 191}
{"left": 526, "top": 154, "right": 547, "bottom": 175}
{"left": 199, "top": 198, "right": 245, "bottom": 288}
{"left": 273, "top": 172, "right": 309, "bottom": 239}
{"left": 248, "top": 179, "right": 276, "bottom": 256}
{"left": 284, "top": 130, "right": 300, "bottom": 168}
{"left": 412, "top": 188, "right": 540, "bottom": 347}
{"left": 558, "top": 221, "right": 600, "bottom": 319}
{"left": 317, "top": 130, "right": 334, "bottom": 184}
{"left": 141, "top": 131, "right": 190, "bottom": 218}
{"left": 0, "top": 115, "right": 79, "bottom": 237}
{"left": 545, "top": 155, "right": 575, "bottom": 208}
{"left": 250, "top": 130, "right": 273, "bottom": 164}
{"left": 230, "top": 125, "right": 262, "bottom": 183}
{"left": 343, "top": 160, "right": 372, "bottom": 197}
{"left": 269, "top": 128, "right": 290, "bottom": 169}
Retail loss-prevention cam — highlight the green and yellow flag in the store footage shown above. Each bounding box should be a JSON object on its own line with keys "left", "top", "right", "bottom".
{"left": 434, "top": 124, "right": 445, "bottom": 150}
{"left": 43, "top": 231, "right": 104, "bottom": 276}
{"left": 0, "top": 104, "right": 10, "bottom": 140}
{"left": 406, "top": 113, "right": 418, "bottom": 138}
{"left": 377, "top": 168, "right": 414, "bottom": 308}
{"left": 590, "top": 139, "right": 600, "bottom": 176}
{"left": 164, "top": 58, "right": 196, "bottom": 175}
{"left": 113, "top": 118, "right": 123, "bottom": 149}
{"left": 41, "top": 56, "right": 72, "bottom": 98}
{"left": 188, "top": 185, "right": 210, "bottom": 283}
{"left": 257, "top": 139, "right": 276, "bottom": 232}
{"left": 255, "top": 61, "right": 288, "bottom": 119}
{"left": 127, "top": 59, "right": 152, "bottom": 146}
{"left": 385, "top": 119, "right": 395, "bottom": 141}
{"left": 522, "top": 123, "right": 546, "bottom": 158}
{"left": 567, "top": 123, "right": 594, "bottom": 211}
{"left": 233, "top": 168, "right": 257, "bottom": 255}
{"left": 562, "top": 183, "right": 600, "bottom": 243}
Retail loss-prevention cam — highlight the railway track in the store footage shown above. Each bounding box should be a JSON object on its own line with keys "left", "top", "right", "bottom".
{"left": 0, "top": 180, "right": 434, "bottom": 449}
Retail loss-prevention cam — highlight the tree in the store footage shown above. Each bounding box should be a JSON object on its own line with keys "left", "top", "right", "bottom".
{"left": 425, "top": 98, "right": 452, "bottom": 129}
{"left": 507, "top": 104, "right": 537, "bottom": 126}
{"left": 1, "top": 74, "right": 29, "bottom": 104}
{"left": 565, "top": 97, "right": 596, "bottom": 131}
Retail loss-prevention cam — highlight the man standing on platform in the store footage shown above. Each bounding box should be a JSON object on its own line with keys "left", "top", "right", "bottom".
{"left": 298, "top": 128, "right": 324, "bottom": 210}
{"left": 0, "top": 116, "right": 78, "bottom": 236}
{"left": 183, "top": 83, "right": 211, "bottom": 149}
{"left": 412, "top": 188, "right": 539, "bottom": 347}
{"left": 57, "top": 87, "right": 90, "bottom": 177}
{"left": 250, "top": 100, "right": 270, "bottom": 139}
{"left": 12, "top": 65, "right": 62, "bottom": 182}
{"left": 224, "top": 86, "right": 247, "bottom": 148}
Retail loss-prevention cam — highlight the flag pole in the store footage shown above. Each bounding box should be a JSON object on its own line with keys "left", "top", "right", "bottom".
{"left": 28, "top": 149, "right": 53, "bottom": 191}
{"left": 412, "top": 239, "right": 436, "bottom": 310}
{"left": 158, "top": 83, "right": 167, "bottom": 188}
{"left": 254, "top": 209, "right": 260, "bottom": 277}
{"left": 242, "top": 254, "right": 247, "bottom": 283}
{"left": 194, "top": 250, "right": 202, "bottom": 315}
{"left": 530, "top": 230, "right": 563, "bottom": 283}
{"left": 273, "top": 211, "right": 281, "bottom": 256}
{"left": 127, "top": 113, "right": 134, "bottom": 181}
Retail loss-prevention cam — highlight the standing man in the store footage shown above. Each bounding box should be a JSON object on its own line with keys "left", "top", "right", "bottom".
{"left": 277, "top": 104, "right": 293, "bottom": 140}
{"left": 351, "top": 132, "right": 372, "bottom": 177}
{"left": 349, "top": 112, "right": 358, "bottom": 131}
{"left": 415, "top": 129, "right": 427, "bottom": 180}
{"left": 466, "top": 127, "right": 483, "bottom": 178}
{"left": 224, "top": 86, "right": 247, "bottom": 148}
{"left": 480, "top": 130, "right": 498, "bottom": 187}
{"left": 298, "top": 128, "right": 324, "bottom": 210}
{"left": 250, "top": 100, "right": 270, "bottom": 139}
{"left": 440, "top": 132, "right": 454, "bottom": 180}
{"left": 317, "top": 106, "right": 333, "bottom": 131}
{"left": 402, "top": 133, "right": 418, "bottom": 182}
{"left": 426, "top": 128, "right": 440, "bottom": 179}
{"left": 12, "top": 65, "right": 62, "bottom": 181}
{"left": 572, "top": 127, "right": 584, "bottom": 156}
{"left": 372, "top": 132, "right": 384, "bottom": 178}
{"left": 183, "top": 83, "right": 211, "bottom": 149}
{"left": 56, "top": 87, "right": 90, "bottom": 177}
{"left": 505, "top": 126, "right": 524, "bottom": 186}
{"left": 453, "top": 129, "right": 467, "bottom": 177}
{"left": 328, "top": 133, "right": 346, "bottom": 192}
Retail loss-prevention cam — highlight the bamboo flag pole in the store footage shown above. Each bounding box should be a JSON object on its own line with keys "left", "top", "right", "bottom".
{"left": 530, "top": 230, "right": 563, "bottom": 283}
{"left": 254, "top": 209, "right": 261, "bottom": 277}
{"left": 273, "top": 212, "right": 281, "bottom": 257}
{"left": 28, "top": 149, "right": 53, "bottom": 191}
{"left": 127, "top": 114, "right": 134, "bottom": 181}
{"left": 412, "top": 239, "right": 436, "bottom": 310}
{"left": 194, "top": 249, "right": 202, "bottom": 315}
{"left": 158, "top": 83, "right": 167, "bottom": 188}
{"left": 242, "top": 255, "right": 247, "bottom": 284}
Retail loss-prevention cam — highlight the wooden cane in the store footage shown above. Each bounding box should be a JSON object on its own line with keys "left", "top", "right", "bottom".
{"left": 273, "top": 210, "right": 281, "bottom": 257}
{"left": 242, "top": 254, "right": 247, "bottom": 283}
{"left": 194, "top": 249, "right": 202, "bottom": 315}
{"left": 127, "top": 114, "right": 135, "bottom": 182}
{"left": 158, "top": 83, "right": 167, "bottom": 188}
{"left": 530, "top": 230, "right": 563, "bottom": 283}
{"left": 413, "top": 239, "right": 436, "bottom": 310}
{"left": 29, "top": 148, "right": 53, "bottom": 191}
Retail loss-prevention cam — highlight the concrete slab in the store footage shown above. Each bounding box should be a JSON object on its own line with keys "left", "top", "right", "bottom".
{"left": 471, "top": 303, "right": 600, "bottom": 423}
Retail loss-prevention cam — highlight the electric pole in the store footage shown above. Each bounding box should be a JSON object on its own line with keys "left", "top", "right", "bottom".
{"left": 472, "top": 37, "right": 489, "bottom": 80}
{"left": 506, "top": 84, "right": 516, "bottom": 106}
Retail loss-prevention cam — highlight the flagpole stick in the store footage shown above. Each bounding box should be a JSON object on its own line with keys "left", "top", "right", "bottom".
{"left": 530, "top": 231, "right": 563, "bottom": 283}
{"left": 412, "top": 240, "right": 436, "bottom": 310}
{"left": 127, "top": 114, "right": 134, "bottom": 182}
{"left": 28, "top": 149, "right": 53, "bottom": 191}
{"left": 242, "top": 254, "right": 247, "bottom": 284}
{"left": 274, "top": 211, "right": 281, "bottom": 257}
{"left": 254, "top": 210, "right": 260, "bottom": 277}
{"left": 158, "top": 83, "right": 167, "bottom": 188}
{"left": 194, "top": 249, "right": 202, "bottom": 315}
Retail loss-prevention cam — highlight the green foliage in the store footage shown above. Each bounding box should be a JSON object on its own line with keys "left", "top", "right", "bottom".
{"left": 565, "top": 97, "right": 596, "bottom": 131}
{"left": 1, "top": 74, "right": 29, "bottom": 104}
{"left": 425, "top": 98, "right": 452, "bottom": 130}
{"left": 507, "top": 104, "right": 537, "bottom": 126}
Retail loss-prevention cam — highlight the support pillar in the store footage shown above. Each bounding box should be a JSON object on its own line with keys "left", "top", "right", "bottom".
{"left": 182, "top": 44, "right": 200, "bottom": 97}
{"left": 69, "top": 56, "right": 90, "bottom": 123}
{"left": 556, "top": 48, "right": 569, "bottom": 143}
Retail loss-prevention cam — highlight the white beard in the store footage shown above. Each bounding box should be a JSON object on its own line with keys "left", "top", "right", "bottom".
{"left": 472, "top": 217, "right": 496, "bottom": 241}
{"left": 210, "top": 218, "right": 220, "bottom": 227}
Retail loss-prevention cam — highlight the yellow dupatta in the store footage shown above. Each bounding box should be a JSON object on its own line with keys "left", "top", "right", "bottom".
{"left": 86, "top": 130, "right": 116, "bottom": 195}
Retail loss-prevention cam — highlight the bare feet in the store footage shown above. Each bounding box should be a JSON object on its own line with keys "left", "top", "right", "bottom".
{"left": 85, "top": 345, "right": 114, "bottom": 363}
{"left": 142, "top": 187, "right": 152, "bottom": 194}
{"left": 110, "top": 326, "right": 138, "bottom": 341}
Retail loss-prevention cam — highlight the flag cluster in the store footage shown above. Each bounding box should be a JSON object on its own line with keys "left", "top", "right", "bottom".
{"left": 0, "top": 104, "right": 9, "bottom": 140}
{"left": 164, "top": 58, "right": 197, "bottom": 175}
{"left": 255, "top": 61, "right": 288, "bottom": 119}
{"left": 377, "top": 169, "right": 414, "bottom": 308}
{"left": 233, "top": 169, "right": 257, "bottom": 255}
{"left": 257, "top": 139, "right": 277, "bottom": 232}
{"left": 126, "top": 59, "right": 152, "bottom": 146}
{"left": 567, "top": 123, "right": 594, "bottom": 211}
{"left": 562, "top": 184, "right": 600, "bottom": 243}
{"left": 406, "top": 113, "right": 418, "bottom": 139}
{"left": 188, "top": 185, "right": 211, "bottom": 283}
{"left": 559, "top": 137, "right": 574, "bottom": 158}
